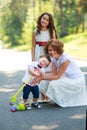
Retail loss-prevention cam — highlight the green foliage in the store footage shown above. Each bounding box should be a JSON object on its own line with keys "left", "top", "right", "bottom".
{"left": 21, "top": 0, "right": 54, "bottom": 48}
{"left": 11, "top": 30, "right": 87, "bottom": 59}
{"left": 0, "top": 0, "right": 29, "bottom": 47}
{"left": 0, "top": 1, "right": 22, "bottom": 46}
{"left": 0, "top": 0, "right": 87, "bottom": 49}
{"left": 60, "top": 30, "right": 87, "bottom": 58}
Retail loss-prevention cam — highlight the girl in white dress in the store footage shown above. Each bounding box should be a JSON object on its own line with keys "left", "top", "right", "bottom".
{"left": 31, "top": 12, "right": 57, "bottom": 102}
{"left": 31, "top": 39, "right": 87, "bottom": 107}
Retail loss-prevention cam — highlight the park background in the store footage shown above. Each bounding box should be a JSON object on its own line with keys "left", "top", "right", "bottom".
{"left": 0, "top": 0, "right": 87, "bottom": 59}
{"left": 0, "top": 1, "right": 87, "bottom": 130}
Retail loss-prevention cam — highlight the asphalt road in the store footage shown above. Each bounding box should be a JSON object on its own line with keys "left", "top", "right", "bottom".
{"left": 0, "top": 49, "right": 87, "bottom": 130}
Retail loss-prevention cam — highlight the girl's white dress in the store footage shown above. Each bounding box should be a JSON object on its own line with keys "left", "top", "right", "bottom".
{"left": 34, "top": 29, "right": 50, "bottom": 61}
{"left": 34, "top": 29, "right": 52, "bottom": 72}
{"left": 39, "top": 52, "right": 87, "bottom": 107}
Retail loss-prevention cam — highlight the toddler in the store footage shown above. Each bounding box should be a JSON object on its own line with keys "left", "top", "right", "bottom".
{"left": 22, "top": 55, "right": 51, "bottom": 109}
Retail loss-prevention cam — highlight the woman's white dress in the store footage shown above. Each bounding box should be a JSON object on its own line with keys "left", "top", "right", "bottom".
{"left": 39, "top": 52, "right": 87, "bottom": 107}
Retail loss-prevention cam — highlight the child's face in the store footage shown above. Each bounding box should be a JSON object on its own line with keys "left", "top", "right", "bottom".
{"left": 41, "top": 14, "right": 49, "bottom": 28}
{"left": 39, "top": 57, "right": 50, "bottom": 68}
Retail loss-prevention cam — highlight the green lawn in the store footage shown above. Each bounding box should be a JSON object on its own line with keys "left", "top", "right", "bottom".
{"left": 61, "top": 30, "right": 87, "bottom": 59}
{"left": 1, "top": 30, "right": 87, "bottom": 59}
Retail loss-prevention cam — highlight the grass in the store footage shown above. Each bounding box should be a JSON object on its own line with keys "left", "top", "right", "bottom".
{"left": 1, "top": 30, "right": 87, "bottom": 59}
{"left": 11, "top": 44, "right": 31, "bottom": 51}
{"left": 61, "top": 30, "right": 87, "bottom": 59}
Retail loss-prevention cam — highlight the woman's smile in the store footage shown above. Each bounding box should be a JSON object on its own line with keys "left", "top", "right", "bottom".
{"left": 48, "top": 46, "right": 59, "bottom": 59}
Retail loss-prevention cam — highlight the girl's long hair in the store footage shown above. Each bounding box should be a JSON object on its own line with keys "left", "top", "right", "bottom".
{"left": 36, "top": 12, "right": 57, "bottom": 38}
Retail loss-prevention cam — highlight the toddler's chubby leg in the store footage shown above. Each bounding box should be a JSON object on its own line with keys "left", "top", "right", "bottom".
{"left": 31, "top": 85, "right": 41, "bottom": 109}
{"left": 23, "top": 84, "right": 31, "bottom": 110}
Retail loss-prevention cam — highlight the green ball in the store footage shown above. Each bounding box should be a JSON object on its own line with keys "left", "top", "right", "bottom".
{"left": 18, "top": 103, "right": 25, "bottom": 111}
{"left": 11, "top": 96, "right": 16, "bottom": 102}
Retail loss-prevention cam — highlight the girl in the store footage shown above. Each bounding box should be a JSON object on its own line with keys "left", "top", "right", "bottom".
{"left": 31, "top": 12, "right": 57, "bottom": 103}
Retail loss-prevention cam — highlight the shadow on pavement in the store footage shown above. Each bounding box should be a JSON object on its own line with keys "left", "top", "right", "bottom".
{"left": 0, "top": 67, "right": 87, "bottom": 130}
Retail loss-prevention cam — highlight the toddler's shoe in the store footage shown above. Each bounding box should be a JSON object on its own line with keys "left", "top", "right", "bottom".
{"left": 24, "top": 103, "right": 31, "bottom": 110}
{"left": 31, "top": 102, "right": 41, "bottom": 109}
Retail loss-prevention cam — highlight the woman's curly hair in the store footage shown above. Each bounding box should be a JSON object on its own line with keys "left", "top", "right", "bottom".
{"left": 36, "top": 12, "right": 57, "bottom": 38}
{"left": 44, "top": 39, "right": 64, "bottom": 55}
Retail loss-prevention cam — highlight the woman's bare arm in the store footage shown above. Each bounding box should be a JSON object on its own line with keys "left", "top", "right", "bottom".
{"left": 44, "top": 60, "right": 70, "bottom": 80}
{"left": 45, "top": 62, "right": 57, "bottom": 76}
{"left": 30, "top": 60, "right": 70, "bottom": 86}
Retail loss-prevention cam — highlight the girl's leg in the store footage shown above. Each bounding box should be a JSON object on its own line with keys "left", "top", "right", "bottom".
{"left": 41, "top": 92, "right": 50, "bottom": 102}
{"left": 39, "top": 78, "right": 51, "bottom": 103}
{"left": 41, "top": 92, "right": 47, "bottom": 100}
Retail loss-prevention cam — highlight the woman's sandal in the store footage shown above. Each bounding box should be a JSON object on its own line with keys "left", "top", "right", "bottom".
{"left": 38, "top": 99, "right": 51, "bottom": 103}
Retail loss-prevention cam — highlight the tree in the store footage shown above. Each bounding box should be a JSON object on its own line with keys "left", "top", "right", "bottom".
{"left": 78, "top": 0, "right": 87, "bottom": 31}
{"left": 0, "top": 0, "right": 29, "bottom": 46}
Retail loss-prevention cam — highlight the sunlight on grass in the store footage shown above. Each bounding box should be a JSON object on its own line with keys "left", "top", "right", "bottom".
{"left": 12, "top": 44, "right": 31, "bottom": 51}
{"left": 1, "top": 30, "right": 87, "bottom": 59}
{"left": 61, "top": 30, "right": 87, "bottom": 59}
{"left": 64, "top": 43, "right": 87, "bottom": 58}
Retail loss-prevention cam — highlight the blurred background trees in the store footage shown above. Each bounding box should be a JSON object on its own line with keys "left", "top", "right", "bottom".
{"left": 0, "top": 0, "right": 87, "bottom": 49}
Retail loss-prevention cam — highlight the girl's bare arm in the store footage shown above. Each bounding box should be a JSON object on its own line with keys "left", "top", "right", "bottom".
{"left": 52, "top": 30, "right": 57, "bottom": 39}
{"left": 31, "top": 32, "right": 36, "bottom": 61}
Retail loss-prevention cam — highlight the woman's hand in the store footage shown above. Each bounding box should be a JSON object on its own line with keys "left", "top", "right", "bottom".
{"left": 30, "top": 76, "right": 43, "bottom": 86}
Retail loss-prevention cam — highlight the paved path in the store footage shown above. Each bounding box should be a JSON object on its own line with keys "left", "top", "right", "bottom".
{"left": 0, "top": 49, "right": 87, "bottom": 71}
{"left": 0, "top": 49, "right": 87, "bottom": 130}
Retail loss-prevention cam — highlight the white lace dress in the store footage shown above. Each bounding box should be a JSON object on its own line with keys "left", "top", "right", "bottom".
{"left": 34, "top": 29, "right": 50, "bottom": 61}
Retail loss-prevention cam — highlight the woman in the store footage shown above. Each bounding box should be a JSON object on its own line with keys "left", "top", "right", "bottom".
{"left": 31, "top": 39, "right": 87, "bottom": 107}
